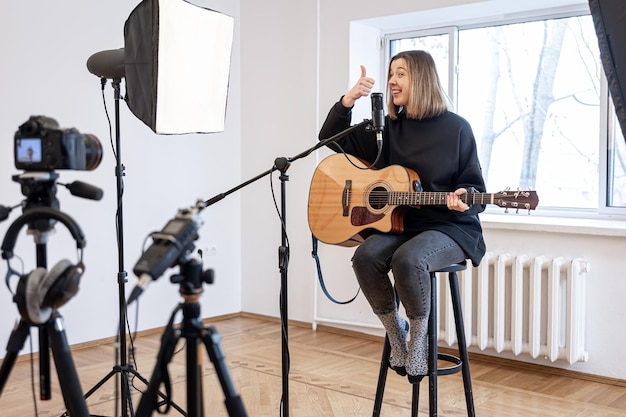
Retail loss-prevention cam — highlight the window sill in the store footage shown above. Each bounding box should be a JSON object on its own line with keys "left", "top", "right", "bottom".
{"left": 480, "top": 213, "right": 626, "bottom": 237}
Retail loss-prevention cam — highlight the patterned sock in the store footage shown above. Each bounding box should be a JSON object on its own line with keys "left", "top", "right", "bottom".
{"left": 377, "top": 310, "right": 409, "bottom": 374}
{"left": 407, "top": 316, "right": 429, "bottom": 381}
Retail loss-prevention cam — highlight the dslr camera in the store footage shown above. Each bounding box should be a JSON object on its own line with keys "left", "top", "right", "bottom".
{"left": 14, "top": 116, "right": 102, "bottom": 171}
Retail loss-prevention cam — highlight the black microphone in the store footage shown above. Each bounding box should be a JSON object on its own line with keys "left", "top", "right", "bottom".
{"left": 64, "top": 181, "right": 104, "bottom": 201}
{"left": 371, "top": 92, "right": 384, "bottom": 149}
{"left": 128, "top": 204, "right": 204, "bottom": 304}
{"left": 0, "top": 206, "right": 12, "bottom": 222}
{"left": 86, "top": 48, "right": 125, "bottom": 79}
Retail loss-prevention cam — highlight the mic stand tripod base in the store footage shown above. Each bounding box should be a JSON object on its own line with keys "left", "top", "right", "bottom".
{"left": 136, "top": 291, "right": 247, "bottom": 417}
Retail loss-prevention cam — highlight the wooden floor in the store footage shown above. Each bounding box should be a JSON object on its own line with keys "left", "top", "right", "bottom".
{"left": 1, "top": 314, "right": 626, "bottom": 416}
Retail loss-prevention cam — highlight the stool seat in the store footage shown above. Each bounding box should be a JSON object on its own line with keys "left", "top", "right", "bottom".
{"left": 433, "top": 261, "right": 466, "bottom": 273}
{"left": 372, "top": 261, "right": 475, "bottom": 417}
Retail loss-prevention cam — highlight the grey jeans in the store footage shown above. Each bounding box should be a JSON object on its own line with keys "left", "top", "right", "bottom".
{"left": 351, "top": 230, "right": 465, "bottom": 319}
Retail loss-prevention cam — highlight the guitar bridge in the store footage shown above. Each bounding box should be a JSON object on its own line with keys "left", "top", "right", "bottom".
{"left": 342, "top": 180, "right": 351, "bottom": 217}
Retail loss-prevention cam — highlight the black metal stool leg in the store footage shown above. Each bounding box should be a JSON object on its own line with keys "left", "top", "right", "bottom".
{"left": 449, "top": 272, "right": 476, "bottom": 417}
{"left": 412, "top": 384, "right": 420, "bottom": 417}
{"left": 428, "top": 271, "right": 438, "bottom": 417}
{"left": 372, "top": 336, "right": 391, "bottom": 417}
{"left": 371, "top": 263, "right": 473, "bottom": 417}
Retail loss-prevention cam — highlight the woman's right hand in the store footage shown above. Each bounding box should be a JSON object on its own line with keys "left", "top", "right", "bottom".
{"left": 341, "top": 65, "right": 375, "bottom": 108}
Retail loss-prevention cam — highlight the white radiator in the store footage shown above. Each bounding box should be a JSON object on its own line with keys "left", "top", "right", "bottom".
{"left": 436, "top": 252, "right": 590, "bottom": 364}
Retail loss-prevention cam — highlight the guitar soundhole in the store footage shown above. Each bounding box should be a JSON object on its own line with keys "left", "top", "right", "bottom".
{"left": 368, "top": 186, "right": 388, "bottom": 211}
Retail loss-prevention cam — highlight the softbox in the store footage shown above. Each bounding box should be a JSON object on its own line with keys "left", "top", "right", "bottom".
{"left": 124, "top": 0, "right": 234, "bottom": 134}
{"left": 589, "top": 0, "right": 626, "bottom": 140}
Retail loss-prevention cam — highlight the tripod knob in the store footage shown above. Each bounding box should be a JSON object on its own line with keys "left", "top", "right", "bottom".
{"left": 203, "top": 268, "right": 214, "bottom": 285}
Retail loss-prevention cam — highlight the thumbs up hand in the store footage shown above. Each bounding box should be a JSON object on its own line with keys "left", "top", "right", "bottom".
{"left": 341, "top": 65, "right": 375, "bottom": 108}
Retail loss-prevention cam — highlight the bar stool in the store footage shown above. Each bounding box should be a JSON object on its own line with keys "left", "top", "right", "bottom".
{"left": 372, "top": 262, "right": 475, "bottom": 417}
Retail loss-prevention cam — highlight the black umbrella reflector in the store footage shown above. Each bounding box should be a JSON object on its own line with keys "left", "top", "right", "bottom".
{"left": 124, "top": 0, "right": 234, "bottom": 134}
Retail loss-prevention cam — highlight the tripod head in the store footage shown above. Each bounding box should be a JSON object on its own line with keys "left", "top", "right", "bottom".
{"left": 1, "top": 172, "right": 102, "bottom": 237}
{"left": 11, "top": 172, "right": 61, "bottom": 239}
{"left": 170, "top": 257, "right": 214, "bottom": 303}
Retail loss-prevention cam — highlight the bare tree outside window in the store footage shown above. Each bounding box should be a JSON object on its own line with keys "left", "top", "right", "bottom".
{"left": 459, "top": 15, "right": 600, "bottom": 209}
{"left": 388, "top": 13, "right": 626, "bottom": 211}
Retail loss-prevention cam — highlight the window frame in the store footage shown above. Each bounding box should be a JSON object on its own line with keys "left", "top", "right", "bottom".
{"left": 381, "top": 7, "right": 623, "bottom": 218}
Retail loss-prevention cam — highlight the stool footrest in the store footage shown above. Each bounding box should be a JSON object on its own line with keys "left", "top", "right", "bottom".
{"left": 373, "top": 265, "right": 476, "bottom": 417}
{"left": 436, "top": 352, "right": 462, "bottom": 376}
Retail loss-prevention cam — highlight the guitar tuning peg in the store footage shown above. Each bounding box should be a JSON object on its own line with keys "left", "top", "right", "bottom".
{"left": 504, "top": 208, "right": 509, "bottom": 214}
{"left": 516, "top": 208, "right": 519, "bottom": 214}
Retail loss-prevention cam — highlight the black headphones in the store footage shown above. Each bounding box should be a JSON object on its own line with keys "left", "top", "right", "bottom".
{"left": 2, "top": 207, "right": 86, "bottom": 324}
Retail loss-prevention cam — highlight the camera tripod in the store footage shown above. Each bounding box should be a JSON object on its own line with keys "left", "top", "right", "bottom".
{"left": 135, "top": 258, "right": 247, "bottom": 417}
{"left": 0, "top": 220, "right": 89, "bottom": 417}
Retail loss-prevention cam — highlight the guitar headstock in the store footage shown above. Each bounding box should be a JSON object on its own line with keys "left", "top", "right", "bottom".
{"left": 494, "top": 189, "right": 539, "bottom": 212}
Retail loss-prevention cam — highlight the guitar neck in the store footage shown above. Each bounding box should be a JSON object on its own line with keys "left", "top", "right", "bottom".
{"left": 389, "top": 191, "right": 497, "bottom": 206}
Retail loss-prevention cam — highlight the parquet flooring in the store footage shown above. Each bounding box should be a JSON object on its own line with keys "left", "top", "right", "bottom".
{"left": 1, "top": 314, "right": 625, "bottom": 416}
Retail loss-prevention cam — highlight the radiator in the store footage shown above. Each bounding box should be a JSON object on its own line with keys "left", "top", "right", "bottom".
{"left": 436, "top": 252, "right": 590, "bottom": 364}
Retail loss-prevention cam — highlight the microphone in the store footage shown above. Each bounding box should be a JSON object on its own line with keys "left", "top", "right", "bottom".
{"left": 371, "top": 92, "right": 385, "bottom": 149}
{"left": 64, "top": 181, "right": 104, "bottom": 201}
{"left": 0, "top": 206, "right": 12, "bottom": 222}
{"left": 86, "top": 48, "right": 125, "bottom": 79}
{"left": 128, "top": 204, "right": 204, "bottom": 304}
{"left": 127, "top": 273, "right": 152, "bottom": 305}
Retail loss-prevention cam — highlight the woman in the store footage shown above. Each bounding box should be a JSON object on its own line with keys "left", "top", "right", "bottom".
{"left": 318, "top": 50, "right": 486, "bottom": 383}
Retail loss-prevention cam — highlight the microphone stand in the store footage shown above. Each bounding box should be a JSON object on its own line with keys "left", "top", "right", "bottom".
{"left": 203, "top": 119, "right": 370, "bottom": 417}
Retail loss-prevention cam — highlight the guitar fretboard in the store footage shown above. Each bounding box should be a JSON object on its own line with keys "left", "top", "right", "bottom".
{"left": 381, "top": 190, "right": 533, "bottom": 209}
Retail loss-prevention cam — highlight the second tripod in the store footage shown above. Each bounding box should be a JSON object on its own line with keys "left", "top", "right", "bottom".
{"left": 135, "top": 258, "right": 247, "bottom": 417}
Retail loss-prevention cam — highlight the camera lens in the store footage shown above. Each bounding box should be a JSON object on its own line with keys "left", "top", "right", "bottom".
{"left": 83, "top": 134, "right": 103, "bottom": 170}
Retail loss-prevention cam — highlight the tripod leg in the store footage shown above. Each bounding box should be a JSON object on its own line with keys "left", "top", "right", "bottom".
{"left": 0, "top": 319, "right": 30, "bottom": 396}
{"left": 135, "top": 312, "right": 181, "bottom": 417}
{"left": 186, "top": 331, "right": 203, "bottom": 417}
{"left": 39, "top": 326, "right": 51, "bottom": 400}
{"left": 201, "top": 326, "right": 248, "bottom": 417}
{"left": 47, "top": 313, "right": 90, "bottom": 417}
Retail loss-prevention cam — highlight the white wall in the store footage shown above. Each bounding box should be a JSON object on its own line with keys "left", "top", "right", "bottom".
{"left": 239, "top": 0, "right": 320, "bottom": 321}
{"left": 2, "top": 0, "right": 625, "bottom": 384}
{"left": 239, "top": 0, "right": 626, "bottom": 381}
{"left": 0, "top": 0, "right": 242, "bottom": 351}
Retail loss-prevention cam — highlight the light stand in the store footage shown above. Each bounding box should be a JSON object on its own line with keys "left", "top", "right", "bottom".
{"left": 79, "top": 77, "right": 183, "bottom": 417}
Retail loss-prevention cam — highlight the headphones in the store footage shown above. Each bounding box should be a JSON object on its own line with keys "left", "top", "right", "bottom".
{"left": 2, "top": 207, "right": 86, "bottom": 324}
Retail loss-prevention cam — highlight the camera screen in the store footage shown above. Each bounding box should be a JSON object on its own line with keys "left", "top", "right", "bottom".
{"left": 16, "top": 138, "right": 43, "bottom": 163}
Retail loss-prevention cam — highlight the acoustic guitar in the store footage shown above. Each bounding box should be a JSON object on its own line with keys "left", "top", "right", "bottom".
{"left": 307, "top": 153, "right": 539, "bottom": 246}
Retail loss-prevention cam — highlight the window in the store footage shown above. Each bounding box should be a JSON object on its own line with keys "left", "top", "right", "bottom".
{"left": 386, "top": 11, "right": 624, "bottom": 215}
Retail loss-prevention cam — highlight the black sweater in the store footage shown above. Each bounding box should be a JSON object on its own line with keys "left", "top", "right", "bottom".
{"left": 319, "top": 100, "right": 487, "bottom": 266}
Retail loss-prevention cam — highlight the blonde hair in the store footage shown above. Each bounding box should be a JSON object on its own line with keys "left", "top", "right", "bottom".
{"left": 387, "top": 50, "right": 448, "bottom": 120}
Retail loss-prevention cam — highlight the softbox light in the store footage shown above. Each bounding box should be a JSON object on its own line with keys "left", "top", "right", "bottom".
{"left": 124, "top": 0, "right": 234, "bottom": 134}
